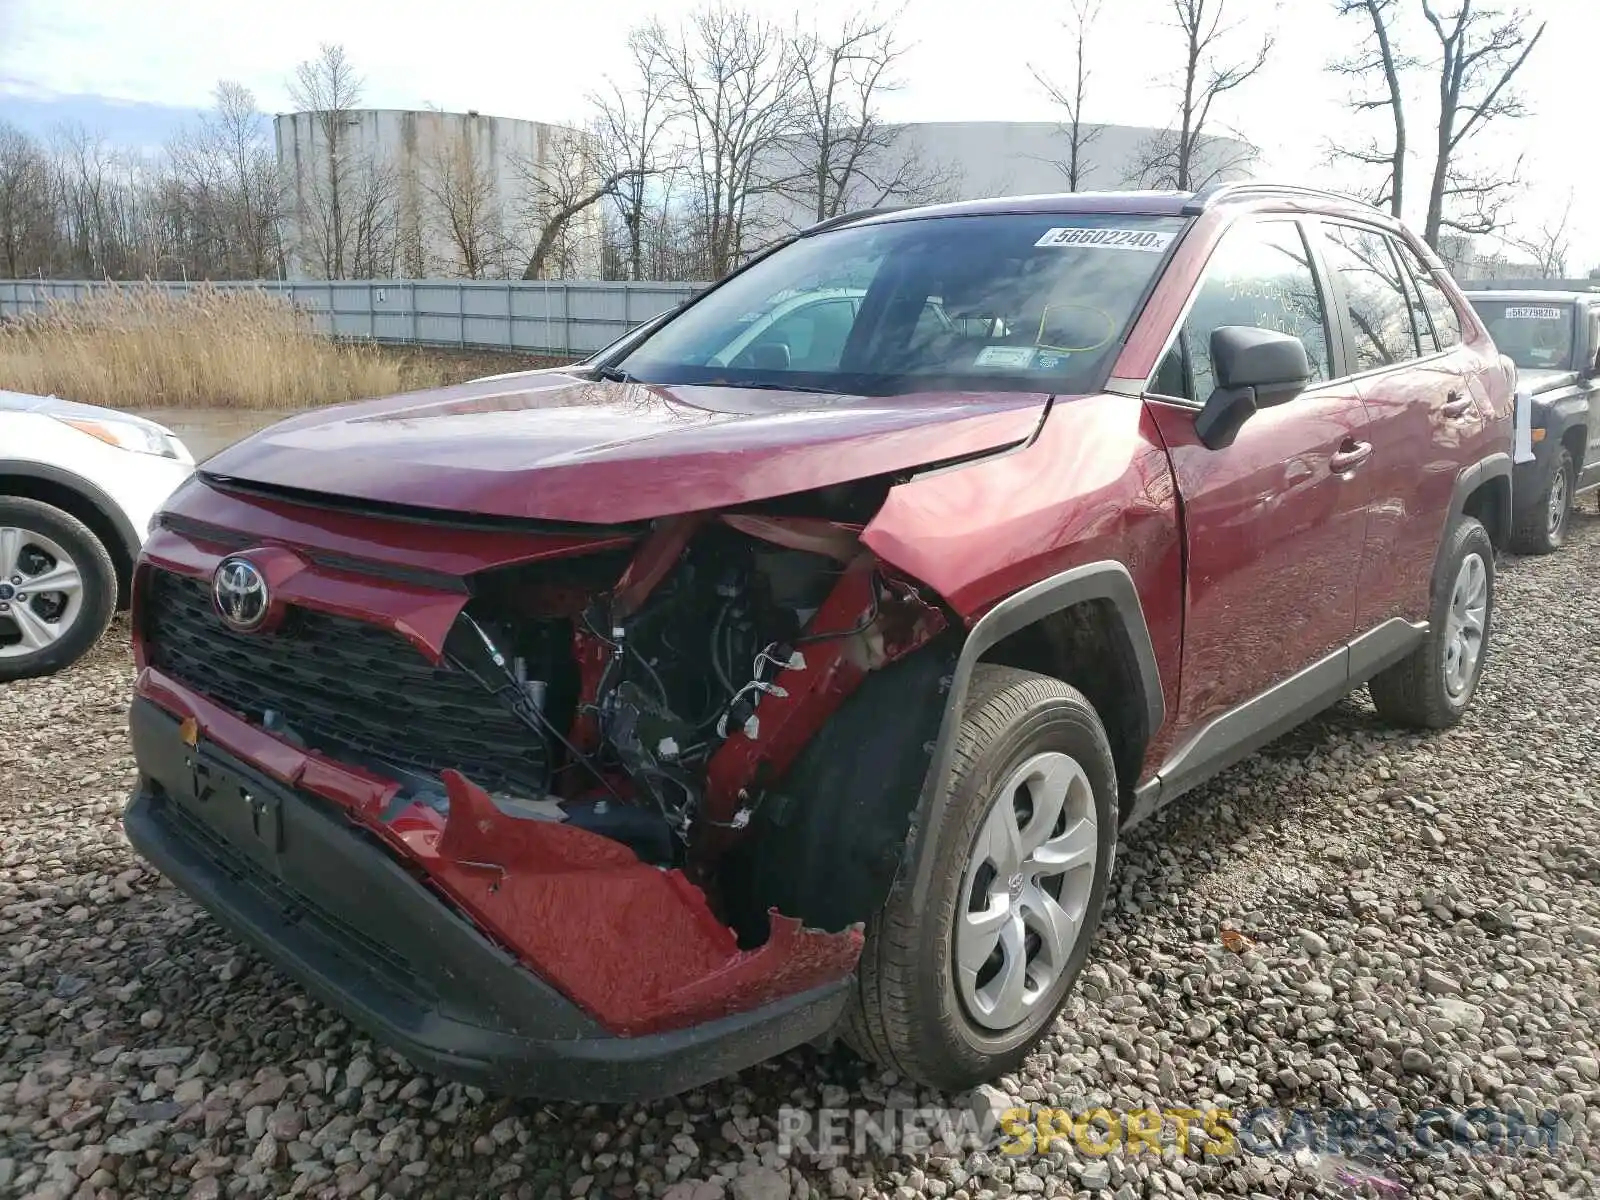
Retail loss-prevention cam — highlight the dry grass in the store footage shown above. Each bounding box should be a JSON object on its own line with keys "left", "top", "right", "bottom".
{"left": 0, "top": 285, "right": 567, "bottom": 411}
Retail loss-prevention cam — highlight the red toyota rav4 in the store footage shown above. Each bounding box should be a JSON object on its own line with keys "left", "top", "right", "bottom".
{"left": 126, "top": 183, "right": 1511, "bottom": 1100}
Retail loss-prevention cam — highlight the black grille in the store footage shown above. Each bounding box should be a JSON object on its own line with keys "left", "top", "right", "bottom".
{"left": 143, "top": 570, "right": 547, "bottom": 793}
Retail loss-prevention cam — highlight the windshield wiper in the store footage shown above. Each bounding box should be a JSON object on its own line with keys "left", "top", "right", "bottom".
{"left": 595, "top": 365, "right": 636, "bottom": 383}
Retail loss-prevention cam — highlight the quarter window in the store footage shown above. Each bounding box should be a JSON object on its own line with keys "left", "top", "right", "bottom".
{"left": 1321, "top": 224, "right": 1420, "bottom": 370}
{"left": 1156, "top": 219, "right": 1331, "bottom": 400}
{"left": 1393, "top": 240, "right": 1463, "bottom": 348}
{"left": 1393, "top": 250, "right": 1439, "bottom": 355}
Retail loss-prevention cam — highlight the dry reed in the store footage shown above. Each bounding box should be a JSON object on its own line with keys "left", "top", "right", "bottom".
{"left": 0, "top": 284, "right": 449, "bottom": 410}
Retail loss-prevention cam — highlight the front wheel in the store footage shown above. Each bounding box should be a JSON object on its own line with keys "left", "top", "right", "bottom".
{"left": 1510, "top": 448, "right": 1574, "bottom": 554}
{"left": 1369, "top": 516, "right": 1494, "bottom": 729}
{"left": 844, "top": 666, "right": 1117, "bottom": 1091}
{"left": 0, "top": 497, "right": 118, "bottom": 682}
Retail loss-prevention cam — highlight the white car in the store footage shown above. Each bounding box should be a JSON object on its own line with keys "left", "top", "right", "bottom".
{"left": 1, "top": 391, "right": 194, "bottom": 680}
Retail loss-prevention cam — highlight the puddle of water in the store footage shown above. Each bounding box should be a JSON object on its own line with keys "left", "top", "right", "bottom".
{"left": 141, "top": 408, "right": 296, "bottom": 463}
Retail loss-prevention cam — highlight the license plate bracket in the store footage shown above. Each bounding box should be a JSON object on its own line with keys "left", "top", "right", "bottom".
{"left": 188, "top": 755, "right": 284, "bottom": 855}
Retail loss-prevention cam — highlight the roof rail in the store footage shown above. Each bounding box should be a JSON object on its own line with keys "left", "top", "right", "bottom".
{"left": 799, "top": 206, "right": 909, "bottom": 236}
{"left": 1182, "top": 181, "right": 1374, "bottom": 215}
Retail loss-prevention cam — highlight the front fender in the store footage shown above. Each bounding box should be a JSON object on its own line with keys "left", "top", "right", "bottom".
{"left": 899, "top": 560, "right": 1163, "bottom": 912}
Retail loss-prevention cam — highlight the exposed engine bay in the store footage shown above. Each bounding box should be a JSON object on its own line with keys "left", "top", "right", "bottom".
{"left": 370, "top": 502, "right": 951, "bottom": 946}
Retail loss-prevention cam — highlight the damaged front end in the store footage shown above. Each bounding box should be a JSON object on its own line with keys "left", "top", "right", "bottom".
{"left": 126, "top": 475, "right": 955, "bottom": 1079}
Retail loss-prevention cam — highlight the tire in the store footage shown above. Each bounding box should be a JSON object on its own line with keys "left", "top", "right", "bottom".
{"left": 844, "top": 665, "right": 1118, "bottom": 1090}
{"left": 0, "top": 497, "right": 118, "bottom": 682}
{"left": 1509, "top": 448, "right": 1574, "bottom": 554}
{"left": 1368, "top": 516, "right": 1494, "bottom": 730}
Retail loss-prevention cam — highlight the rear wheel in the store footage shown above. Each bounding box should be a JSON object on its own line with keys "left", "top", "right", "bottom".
{"left": 1510, "top": 448, "right": 1574, "bottom": 554}
{"left": 0, "top": 497, "right": 117, "bottom": 681}
{"left": 1369, "top": 516, "right": 1493, "bottom": 729}
{"left": 844, "top": 666, "right": 1117, "bottom": 1090}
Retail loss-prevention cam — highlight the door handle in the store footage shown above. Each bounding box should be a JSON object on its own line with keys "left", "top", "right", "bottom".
{"left": 1442, "top": 392, "right": 1474, "bottom": 418}
{"left": 1330, "top": 441, "right": 1374, "bottom": 473}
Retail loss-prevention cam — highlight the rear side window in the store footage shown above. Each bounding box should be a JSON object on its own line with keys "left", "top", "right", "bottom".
{"left": 1393, "top": 240, "right": 1463, "bottom": 349}
{"left": 1321, "top": 224, "right": 1420, "bottom": 371}
{"left": 1157, "top": 219, "right": 1331, "bottom": 400}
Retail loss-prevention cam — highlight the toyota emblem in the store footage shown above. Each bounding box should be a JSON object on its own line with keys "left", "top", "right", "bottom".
{"left": 212, "top": 556, "right": 269, "bottom": 632}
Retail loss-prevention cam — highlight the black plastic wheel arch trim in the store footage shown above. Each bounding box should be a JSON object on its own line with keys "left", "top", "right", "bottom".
{"left": 1448, "top": 452, "right": 1512, "bottom": 535}
{"left": 0, "top": 459, "right": 142, "bottom": 567}
{"left": 902, "top": 560, "right": 1164, "bottom": 911}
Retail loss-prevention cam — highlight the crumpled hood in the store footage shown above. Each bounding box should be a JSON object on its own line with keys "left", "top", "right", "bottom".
{"left": 202, "top": 371, "right": 1052, "bottom": 524}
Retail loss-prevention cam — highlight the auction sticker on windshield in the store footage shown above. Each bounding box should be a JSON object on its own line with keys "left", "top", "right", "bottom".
{"left": 1506, "top": 306, "right": 1565, "bottom": 320}
{"left": 974, "top": 346, "right": 1038, "bottom": 368}
{"left": 1034, "top": 227, "right": 1175, "bottom": 252}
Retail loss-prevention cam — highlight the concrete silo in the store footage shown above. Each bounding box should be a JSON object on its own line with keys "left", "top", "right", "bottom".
{"left": 274, "top": 108, "right": 606, "bottom": 280}
{"left": 755, "top": 120, "right": 1258, "bottom": 235}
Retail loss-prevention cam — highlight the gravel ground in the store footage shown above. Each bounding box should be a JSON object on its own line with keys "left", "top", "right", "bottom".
{"left": 4, "top": 511, "right": 1600, "bottom": 1200}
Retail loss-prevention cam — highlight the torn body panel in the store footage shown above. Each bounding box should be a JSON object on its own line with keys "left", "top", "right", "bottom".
{"left": 133, "top": 662, "right": 863, "bottom": 1035}
{"left": 420, "top": 771, "right": 863, "bottom": 1035}
{"left": 131, "top": 491, "right": 950, "bottom": 1037}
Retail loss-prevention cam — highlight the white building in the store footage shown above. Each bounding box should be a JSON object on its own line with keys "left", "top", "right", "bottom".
{"left": 275, "top": 109, "right": 605, "bottom": 280}
{"left": 755, "top": 120, "right": 1257, "bottom": 233}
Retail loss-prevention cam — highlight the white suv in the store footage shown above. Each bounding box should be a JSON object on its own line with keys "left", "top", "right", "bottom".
{"left": 1, "top": 391, "right": 194, "bottom": 679}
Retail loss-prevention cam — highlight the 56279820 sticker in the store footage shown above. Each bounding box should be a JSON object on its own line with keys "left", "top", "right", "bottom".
{"left": 1505, "top": 306, "right": 1564, "bottom": 320}
{"left": 1034, "top": 227, "right": 1175, "bottom": 252}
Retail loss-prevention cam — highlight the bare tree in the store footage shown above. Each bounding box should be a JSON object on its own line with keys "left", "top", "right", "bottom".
{"left": 1419, "top": 0, "right": 1545, "bottom": 247}
{"left": 1328, "top": 0, "right": 1411, "bottom": 215}
{"left": 1, "top": 97, "right": 277, "bottom": 282}
{"left": 513, "top": 127, "right": 631, "bottom": 280}
{"left": 0, "top": 122, "right": 51, "bottom": 277}
{"left": 1503, "top": 192, "right": 1572, "bottom": 279}
{"left": 208, "top": 83, "right": 284, "bottom": 277}
{"left": 51, "top": 126, "right": 125, "bottom": 278}
{"left": 640, "top": 167, "right": 708, "bottom": 280}
{"left": 593, "top": 33, "right": 675, "bottom": 280}
{"left": 639, "top": 4, "right": 807, "bottom": 278}
{"left": 1031, "top": 0, "right": 1104, "bottom": 190}
{"left": 785, "top": 11, "right": 951, "bottom": 221}
{"left": 346, "top": 162, "right": 401, "bottom": 278}
{"left": 419, "top": 126, "right": 504, "bottom": 277}
{"left": 164, "top": 82, "right": 284, "bottom": 278}
{"left": 0, "top": 121, "right": 169, "bottom": 280}
{"left": 1129, "top": 0, "right": 1270, "bottom": 191}
{"left": 287, "top": 43, "right": 366, "bottom": 277}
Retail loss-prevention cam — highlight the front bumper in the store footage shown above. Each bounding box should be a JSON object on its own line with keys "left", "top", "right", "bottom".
{"left": 123, "top": 698, "right": 849, "bottom": 1101}
{"left": 1514, "top": 456, "right": 1544, "bottom": 514}
{"left": 1512, "top": 425, "right": 1562, "bottom": 518}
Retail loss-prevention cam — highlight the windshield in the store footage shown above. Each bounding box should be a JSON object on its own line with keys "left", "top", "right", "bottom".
{"left": 616, "top": 213, "right": 1188, "bottom": 396}
{"left": 1471, "top": 300, "right": 1575, "bottom": 370}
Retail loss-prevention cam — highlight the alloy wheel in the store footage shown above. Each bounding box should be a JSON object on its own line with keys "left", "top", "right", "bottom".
{"left": 1441, "top": 551, "right": 1488, "bottom": 701}
{"left": 954, "top": 751, "right": 1098, "bottom": 1032}
{"left": 0, "top": 526, "right": 86, "bottom": 659}
{"left": 1548, "top": 466, "right": 1569, "bottom": 541}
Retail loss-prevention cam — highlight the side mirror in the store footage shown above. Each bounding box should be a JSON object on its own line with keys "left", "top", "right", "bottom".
{"left": 1194, "top": 326, "right": 1313, "bottom": 450}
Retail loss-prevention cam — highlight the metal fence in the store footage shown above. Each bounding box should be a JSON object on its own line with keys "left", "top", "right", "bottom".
{"left": 1460, "top": 277, "right": 1600, "bottom": 293}
{"left": 0, "top": 278, "right": 707, "bottom": 357}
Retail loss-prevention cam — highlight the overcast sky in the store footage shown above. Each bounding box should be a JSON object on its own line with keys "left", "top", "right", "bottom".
{"left": 1, "top": 0, "right": 1593, "bottom": 268}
